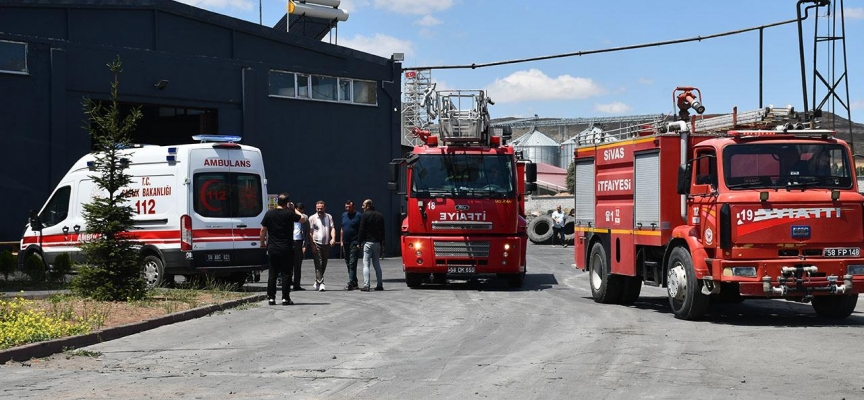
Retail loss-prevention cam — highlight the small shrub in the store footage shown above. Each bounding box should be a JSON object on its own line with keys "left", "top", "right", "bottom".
{"left": 0, "top": 297, "right": 95, "bottom": 350}
{"left": 49, "top": 253, "right": 72, "bottom": 284}
{"left": 22, "top": 254, "right": 46, "bottom": 283}
{"left": 0, "top": 250, "right": 15, "bottom": 281}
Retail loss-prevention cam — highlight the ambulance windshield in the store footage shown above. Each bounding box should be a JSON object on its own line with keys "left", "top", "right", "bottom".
{"left": 410, "top": 154, "right": 515, "bottom": 199}
{"left": 723, "top": 143, "right": 852, "bottom": 190}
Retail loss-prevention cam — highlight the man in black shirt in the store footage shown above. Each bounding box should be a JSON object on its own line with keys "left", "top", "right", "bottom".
{"left": 260, "top": 193, "right": 306, "bottom": 305}
{"left": 357, "top": 198, "right": 385, "bottom": 291}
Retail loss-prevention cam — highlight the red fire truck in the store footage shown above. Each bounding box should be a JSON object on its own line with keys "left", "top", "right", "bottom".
{"left": 573, "top": 87, "right": 864, "bottom": 319}
{"left": 389, "top": 88, "right": 537, "bottom": 288}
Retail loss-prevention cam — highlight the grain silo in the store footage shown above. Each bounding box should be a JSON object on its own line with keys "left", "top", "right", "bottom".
{"left": 514, "top": 129, "right": 560, "bottom": 167}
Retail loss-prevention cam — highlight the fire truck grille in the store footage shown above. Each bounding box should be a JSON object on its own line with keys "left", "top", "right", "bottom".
{"left": 433, "top": 241, "right": 490, "bottom": 258}
{"left": 431, "top": 221, "right": 493, "bottom": 230}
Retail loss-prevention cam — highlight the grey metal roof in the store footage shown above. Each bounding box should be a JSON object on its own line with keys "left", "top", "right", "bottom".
{"left": 515, "top": 130, "right": 559, "bottom": 147}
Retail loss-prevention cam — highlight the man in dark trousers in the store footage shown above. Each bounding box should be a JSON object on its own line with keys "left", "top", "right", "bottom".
{"left": 341, "top": 200, "right": 363, "bottom": 290}
{"left": 260, "top": 193, "right": 306, "bottom": 305}
{"left": 357, "top": 198, "right": 385, "bottom": 292}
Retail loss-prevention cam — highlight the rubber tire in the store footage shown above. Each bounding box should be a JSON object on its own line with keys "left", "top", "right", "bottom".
{"left": 588, "top": 242, "right": 622, "bottom": 304}
{"left": 812, "top": 294, "right": 858, "bottom": 319}
{"left": 619, "top": 275, "right": 642, "bottom": 304}
{"left": 527, "top": 215, "right": 555, "bottom": 244}
{"left": 432, "top": 273, "right": 447, "bottom": 284}
{"left": 506, "top": 272, "right": 525, "bottom": 288}
{"left": 405, "top": 272, "right": 424, "bottom": 288}
{"left": 141, "top": 255, "right": 166, "bottom": 288}
{"left": 666, "top": 247, "right": 710, "bottom": 320}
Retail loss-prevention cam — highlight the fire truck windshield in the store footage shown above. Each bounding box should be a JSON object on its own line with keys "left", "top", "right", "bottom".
{"left": 722, "top": 143, "right": 853, "bottom": 190}
{"left": 411, "top": 154, "right": 515, "bottom": 199}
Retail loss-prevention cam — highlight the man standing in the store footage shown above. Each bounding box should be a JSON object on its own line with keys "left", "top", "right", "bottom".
{"left": 291, "top": 202, "right": 310, "bottom": 291}
{"left": 308, "top": 200, "right": 336, "bottom": 291}
{"left": 341, "top": 200, "right": 363, "bottom": 290}
{"left": 357, "top": 199, "right": 385, "bottom": 292}
{"left": 551, "top": 205, "right": 566, "bottom": 248}
{"left": 260, "top": 193, "right": 305, "bottom": 305}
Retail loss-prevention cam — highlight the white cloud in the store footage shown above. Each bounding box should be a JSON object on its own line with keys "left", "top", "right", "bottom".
{"left": 638, "top": 77, "right": 653, "bottom": 85}
{"left": 594, "top": 102, "right": 633, "bottom": 114}
{"left": 415, "top": 15, "right": 442, "bottom": 27}
{"left": 846, "top": 7, "right": 864, "bottom": 19}
{"left": 373, "top": 0, "right": 454, "bottom": 15}
{"left": 851, "top": 99, "right": 864, "bottom": 110}
{"left": 484, "top": 69, "right": 606, "bottom": 103}
{"left": 337, "top": 0, "right": 368, "bottom": 14}
{"left": 339, "top": 33, "right": 414, "bottom": 58}
{"left": 175, "top": 0, "right": 253, "bottom": 11}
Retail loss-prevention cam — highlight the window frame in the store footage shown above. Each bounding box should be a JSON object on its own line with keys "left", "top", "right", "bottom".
{"left": 0, "top": 40, "right": 28, "bottom": 75}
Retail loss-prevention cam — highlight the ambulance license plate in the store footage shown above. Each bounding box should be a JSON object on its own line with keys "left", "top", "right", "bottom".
{"left": 206, "top": 254, "right": 231, "bottom": 262}
{"left": 823, "top": 247, "right": 860, "bottom": 257}
{"left": 447, "top": 266, "right": 475, "bottom": 274}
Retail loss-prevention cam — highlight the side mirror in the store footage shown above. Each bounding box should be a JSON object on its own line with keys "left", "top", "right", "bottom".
{"left": 388, "top": 159, "right": 403, "bottom": 192}
{"left": 525, "top": 182, "right": 538, "bottom": 193}
{"left": 525, "top": 163, "right": 537, "bottom": 183}
{"left": 29, "top": 209, "right": 43, "bottom": 231}
{"left": 677, "top": 164, "right": 692, "bottom": 195}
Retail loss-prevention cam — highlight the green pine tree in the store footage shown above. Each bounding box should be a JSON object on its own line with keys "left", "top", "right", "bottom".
{"left": 70, "top": 56, "right": 147, "bottom": 301}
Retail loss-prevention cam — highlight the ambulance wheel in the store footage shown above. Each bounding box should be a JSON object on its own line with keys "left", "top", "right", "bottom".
{"left": 527, "top": 215, "right": 554, "bottom": 244}
{"left": 811, "top": 294, "right": 858, "bottom": 319}
{"left": 666, "top": 246, "right": 709, "bottom": 320}
{"left": 619, "top": 276, "right": 642, "bottom": 304}
{"left": 405, "top": 272, "right": 424, "bottom": 288}
{"left": 141, "top": 255, "right": 166, "bottom": 287}
{"left": 506, "top": 272, "right": 525, "bottom": 288}
{"left": 589, "top": 242, "right": 622, "bottom": 304}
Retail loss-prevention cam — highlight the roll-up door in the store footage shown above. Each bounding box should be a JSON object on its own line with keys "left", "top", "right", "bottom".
{"left": 574, "top": 159, "right": 595, "bottom": 227}
{"left": 634, "top": 151, "right": 660, "bottom": 228}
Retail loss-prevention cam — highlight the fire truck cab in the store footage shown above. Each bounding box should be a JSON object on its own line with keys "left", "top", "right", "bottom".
{"left": 573, "top": 88, "right": 864, "bottom": 320}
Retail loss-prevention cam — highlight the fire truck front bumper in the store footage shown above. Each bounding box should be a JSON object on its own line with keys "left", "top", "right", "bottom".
{"left": 401, "top": 235, "right": 526, "bottom": 275}
{"left": 715, "top": 259, "right": 864, "bottom": 297}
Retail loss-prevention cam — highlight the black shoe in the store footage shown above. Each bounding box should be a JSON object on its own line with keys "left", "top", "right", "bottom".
{"left": 282, "top": 299, "right": 294, "bottom": 305}
{"left": 345, "top": 284, "right": 355, "bottom": 291}
{"left": 293, "top": 286, "right": 306, "bottom": 291}
{"left": 268, "top": 299, "right": 276, "bottom": 305}
{"left": 374, "top": 286, "right": 384, "bottom": 291}
{"left": 360, "top": 286, "right": 371, "bottom": 292}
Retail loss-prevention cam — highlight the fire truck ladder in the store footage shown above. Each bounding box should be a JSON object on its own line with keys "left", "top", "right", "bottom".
{"left": 436, "top": 89, "right": 492, "bottom": 144}
{"left": 692, "top": 105, "right": 802, "bottom": 133}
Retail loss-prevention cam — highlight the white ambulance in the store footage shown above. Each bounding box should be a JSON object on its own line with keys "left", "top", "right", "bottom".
{"left": 19, "top": 135, "right": 269, "bottom": 287}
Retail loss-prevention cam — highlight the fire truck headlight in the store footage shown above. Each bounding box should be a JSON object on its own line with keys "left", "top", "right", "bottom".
{"left": 502, "top": 260, "right": 507, "bottom": 265}
{"left": 415, "top": 250, "right": 422, "bottom": 256}
{"left": 847, "top": 265, "right": 864, "bottom": 275}
{"left": 503, "top": 252, "right": 508, "bottom": 257}
{"left": 504, "top": 243, "right": 511, "bottom": 251}
{"left": 416, "top": 258, "right": 423, "bottom": 265}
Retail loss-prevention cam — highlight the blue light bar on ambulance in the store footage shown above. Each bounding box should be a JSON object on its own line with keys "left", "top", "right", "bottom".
{"left": 191, "top": 135, "right": 242, "bottom": 143}
{"left": 166, "top": 147, "right": 177, "bottom": 162}
{"left": 87, "top": 161, "right": 95, "bottom": 171}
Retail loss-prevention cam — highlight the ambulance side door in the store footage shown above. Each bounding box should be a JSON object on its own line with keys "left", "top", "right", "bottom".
{"left": 188, "top": 147, "right": 235, "bottom": 253}
{"left": 230, "top": 148, "right": 265, "bottom": 250}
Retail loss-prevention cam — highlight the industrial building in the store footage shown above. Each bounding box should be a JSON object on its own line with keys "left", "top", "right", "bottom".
{"left": 0, "top": 0, "right": 403, "bottom": 252}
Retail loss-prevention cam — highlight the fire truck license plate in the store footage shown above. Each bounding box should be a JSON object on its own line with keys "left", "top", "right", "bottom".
{"left": 823, "top": 247, "right": 860, "bottom": 257}
{"left": 448, "top": 266, "right": 475, "bottom": 274}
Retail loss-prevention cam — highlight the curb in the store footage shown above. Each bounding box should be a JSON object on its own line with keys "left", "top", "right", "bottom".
{"left": 0, "top": 293, "right": 267, "bottom": 364}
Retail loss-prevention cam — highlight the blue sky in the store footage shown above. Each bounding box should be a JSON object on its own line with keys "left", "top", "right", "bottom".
{"left": 179, "top": 0, "right": 864, "bottom": 123}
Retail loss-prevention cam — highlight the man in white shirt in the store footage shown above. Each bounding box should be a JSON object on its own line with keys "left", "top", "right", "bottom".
{"left": 551, "top": 205, "right": 566, "bottom": 248}
{"left": 308, "top": 200, "right": 336, "bottom": 291}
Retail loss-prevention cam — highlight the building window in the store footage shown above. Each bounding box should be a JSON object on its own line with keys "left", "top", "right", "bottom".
{"left": 338, "top": 79, "right": 351, "bottom": 102}
{"left": 311, "top": 75, "right": 337, "bottom": 101}
{"left": 0, "top": 40, "right": 27, "bottom": 74}
{"left": 297, "top": 74, "right": 310, "bottom": 98}
{"left": 353, "top": 80, "right": 377, "bottom": 105}
{"left": 269, "top": 70, "right": 377, "bottom": 106}
{"left": 268, "top": 70, "right": 296, "bottom": 98}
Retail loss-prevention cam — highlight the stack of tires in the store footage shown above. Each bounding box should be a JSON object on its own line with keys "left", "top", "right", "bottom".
{"left": 527, "top": 212, "right": 574, "bottom": 245}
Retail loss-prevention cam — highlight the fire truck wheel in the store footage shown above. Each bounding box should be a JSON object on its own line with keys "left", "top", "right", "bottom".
{"left": 527, "top": 215, "right": 554, "bottom": 244}
{"left": 405, "top": 272, "right": 425, "bottom": 288}
{"left": 666, "top": 247, "right": 709, "bottom": 320}
{"left": 619, "top": 276, "right": 642, "bottom": 304}
{"left": 141, "top": 255, "right": 166, "bottom": 288}
{"left": 811, "top": 294, "right": 858, "bottom": 319}
{"left": 589, "top": 242, "right": 622, "bottom": 303}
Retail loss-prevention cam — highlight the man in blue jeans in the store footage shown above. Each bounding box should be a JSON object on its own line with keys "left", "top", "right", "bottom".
{"left": 341, "top": 200, "right": 363, "bottom": 290}
{"left": 356, "top": 198, "right": 385, "bottom": 292}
